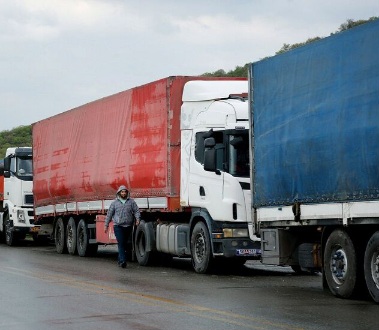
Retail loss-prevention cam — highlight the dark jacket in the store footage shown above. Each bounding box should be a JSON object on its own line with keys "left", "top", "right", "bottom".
{"left": 104, "top": 185, "right": 140, "bottom": 228}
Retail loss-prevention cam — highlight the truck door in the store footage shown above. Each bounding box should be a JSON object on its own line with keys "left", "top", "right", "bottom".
{"left": 188, "top": 130, "right": 226, "bottom": 221}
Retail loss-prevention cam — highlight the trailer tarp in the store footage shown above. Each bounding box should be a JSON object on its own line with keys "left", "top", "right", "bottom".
{"left": 250, "top": 19, "right": 379, "bottom": 207}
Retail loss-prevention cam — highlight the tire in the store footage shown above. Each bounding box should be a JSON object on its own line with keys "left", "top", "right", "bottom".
{"left": 77, "top": 219, "right": 89, "bottom": 257}
{"left": 0, "top": 215, "right": 5, "bottom": 243}
{"left": 324, "top": 229, "right": 358, "bottom": 298}
{"left": 135, "top": 221, "right": 154, "bottom": 266}
{"left": 76, "top": 219, "right": 98, "bottom": 257}
{"left": 66, "top": 217, "right": 77, "bottom": 255}
{"left": 364, "top": 231, "right": 379, "bottom": 303}
{"left": 55, "top": 217, "right": 67, "bottom": 254}
{"left": 5, "top": 215, "right": 16, "bottom": 246}
{"left": 191, "top": 221, "right": 213, "bottom": 274}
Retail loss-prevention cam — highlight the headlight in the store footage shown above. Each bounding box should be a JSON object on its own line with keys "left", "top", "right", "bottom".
{"left": 223, "top": 229, "right": 233, "bottom": 238}
{"left": 17, "top": 210, "right": 26, "bottom": 223}
{"left": 223, "top": 228, "right": 248, "bottom": 238}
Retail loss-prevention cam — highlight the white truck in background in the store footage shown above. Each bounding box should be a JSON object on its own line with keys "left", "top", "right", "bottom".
{"left": 0, "top": 147, "right": 39, "bottom": 245}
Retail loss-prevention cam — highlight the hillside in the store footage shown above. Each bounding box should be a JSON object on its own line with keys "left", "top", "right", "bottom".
{"left": 0, "top": 125, "right": 32, "bottom": 157}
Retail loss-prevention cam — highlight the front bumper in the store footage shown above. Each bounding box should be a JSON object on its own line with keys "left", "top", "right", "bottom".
{"left": 213, "top": 237, "right": 261, "bottom": 259}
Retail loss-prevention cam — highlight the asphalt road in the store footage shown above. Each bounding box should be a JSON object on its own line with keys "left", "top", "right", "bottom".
{"left": 0, "top": 240, "right": 378, "bottom": 330}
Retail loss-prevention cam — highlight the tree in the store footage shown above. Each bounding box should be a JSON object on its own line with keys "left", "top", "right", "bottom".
{"left": 337, "top": 17, "right": 378, "bottom": 32}
{"left": 275, "top": 37, "right": 322, "bottom": 55}
{"left": 0, "top": 125, "right": 32, "bottom": 157}
{"left": 202, "top": 64, "right": 249, "bottom": 78}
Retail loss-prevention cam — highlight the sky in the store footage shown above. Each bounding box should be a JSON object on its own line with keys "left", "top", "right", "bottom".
{"left": 1, "top": 0, "right": 378, "bottom": 132}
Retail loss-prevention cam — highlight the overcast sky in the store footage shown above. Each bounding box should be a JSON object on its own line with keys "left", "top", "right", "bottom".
{"left": 1, "top": 0, "right": 378, "bottom": 132}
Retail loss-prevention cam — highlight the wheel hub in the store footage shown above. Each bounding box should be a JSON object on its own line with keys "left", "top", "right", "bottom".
{"left": 195, "top": 232, "right": 205, "bottom": 262}
{"left": 67, "top": 227, "right": 73, "bottom": 246}
{"left": 331, "top": 248, "right": 348, "bottom": 285}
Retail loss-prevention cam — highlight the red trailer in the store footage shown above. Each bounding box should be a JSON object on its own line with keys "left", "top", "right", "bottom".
{"left": 33, "top": 77, "right": 185, "bottom": 209}
{"left": 33, "top": 76, "right": 194, "bottom": 251}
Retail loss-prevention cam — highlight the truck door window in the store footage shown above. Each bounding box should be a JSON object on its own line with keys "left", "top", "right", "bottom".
{"left": 195, "top": 131, "right": 224, "bottom": 170}
{"left": 228, "top": 134, "right": 249, "bottom": 178}
{"left": 10, "top": 157, "right": 16, "bottom": 176}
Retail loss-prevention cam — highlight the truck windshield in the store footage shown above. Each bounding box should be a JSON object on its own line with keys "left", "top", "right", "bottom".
{"left": 228, "top": 133, "right": 249, "bottom": 178}
{"left": 12, "top": 157, "right": 33, "bottom": 180}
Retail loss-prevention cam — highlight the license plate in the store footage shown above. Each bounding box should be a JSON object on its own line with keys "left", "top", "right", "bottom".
{"left": 236, "top": 248, "right": 261, "bottom": 256}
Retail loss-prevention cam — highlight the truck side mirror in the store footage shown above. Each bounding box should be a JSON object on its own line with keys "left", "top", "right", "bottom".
{"left": 3, "top": 157, "right": 11, "bottom": 178}
{"left": 204, "top": 137, "right": 218, "bottom": 173}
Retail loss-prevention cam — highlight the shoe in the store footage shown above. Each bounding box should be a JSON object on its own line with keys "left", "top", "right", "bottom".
{"left": 120, "top": 262, "right": 127, "bottom": 268}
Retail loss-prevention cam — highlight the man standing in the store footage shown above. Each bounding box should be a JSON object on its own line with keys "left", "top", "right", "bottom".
{"left": 104, "top": 185, "right": 140, "bottom": 268}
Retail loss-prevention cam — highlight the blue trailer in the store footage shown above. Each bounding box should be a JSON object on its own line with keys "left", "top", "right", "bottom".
{"left": 249, "top": 19, "right": 379, "bottom": 302}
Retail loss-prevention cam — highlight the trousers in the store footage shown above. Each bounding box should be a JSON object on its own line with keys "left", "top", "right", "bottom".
{"left": 113, "top": 225, "right": 133, "bottom": 264}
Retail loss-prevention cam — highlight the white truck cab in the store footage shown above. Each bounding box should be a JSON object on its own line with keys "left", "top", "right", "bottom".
{"left": 178, "top": 80, "right": 260, "bottom": 272}
{"left": 0, "top": 147, "right": 37, "bottom": 245}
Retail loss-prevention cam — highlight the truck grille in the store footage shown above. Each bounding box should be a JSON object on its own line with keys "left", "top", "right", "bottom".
{"left": 25, "top": 194, "right": 34, "bottom": 205}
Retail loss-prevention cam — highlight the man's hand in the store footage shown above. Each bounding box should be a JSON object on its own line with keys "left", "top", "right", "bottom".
{"left": 136, "top": 219, "right": 140, "bottom": 226}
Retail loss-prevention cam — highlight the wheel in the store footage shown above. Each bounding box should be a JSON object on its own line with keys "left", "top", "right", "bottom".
{"left": 324, "top": 229, "right": 358, "bottom": 298}
{"left": 0, "top": 216, "right": 5, "bottom": 243}
{"left": 55, "top": 217, "right": 67, "bottom": 254}
{"left": 77, "top": 219, "right": 89, "bottom": 257}
{"left": 364, "top": 231, "right": 379, "bottom": 303}
{"left": 191, "top": 221, "right": 213, "bottom": 273}
{"left": 77, "top": 219, "right": 97, "bottom": 257}
{"left": 66, "top": 217, "right": 77, "bottom": 255}
{"left": 5, "top": 215, "right": 16, "bottom": 246}
{"left": 135, "top": 221, "right": 154, "bottom": 266}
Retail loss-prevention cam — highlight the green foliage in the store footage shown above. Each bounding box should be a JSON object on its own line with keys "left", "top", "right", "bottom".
{"left": 0, "top": 125, "right": 32, "bottom": 157}
{"left": 202, "top": 64, "right": 249, "bottom": 78}
{"left": 275, "top": 37, "right": 322, "bottom": 55}
{"left": 337, "top": 17, "right": 378, "bottom": 32}
{"left": 276, "top": 17, "right": 378, "bottom": 54}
